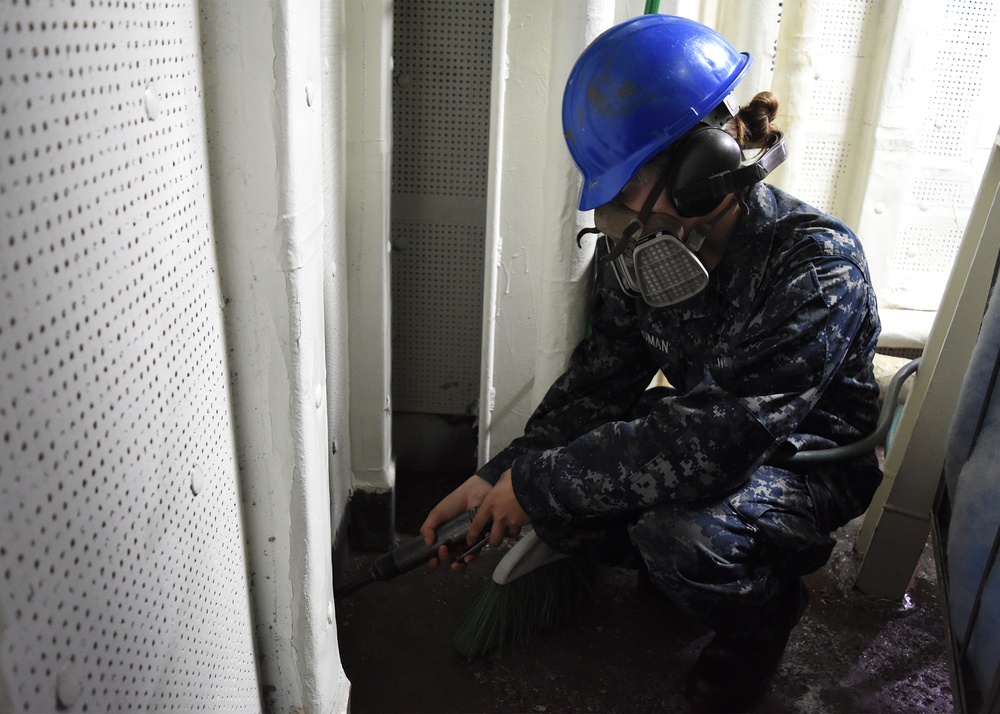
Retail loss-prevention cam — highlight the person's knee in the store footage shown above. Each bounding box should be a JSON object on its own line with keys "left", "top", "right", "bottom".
{"left": 629, "top": 503, "right": 758, "bottom": 592}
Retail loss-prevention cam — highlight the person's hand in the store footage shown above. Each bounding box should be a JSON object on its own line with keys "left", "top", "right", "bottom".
{"left": 468, "top": 468, "right": 531, "bottom": 549}
{"left": 420, "top": 474, "right": 492, "bottom": 569}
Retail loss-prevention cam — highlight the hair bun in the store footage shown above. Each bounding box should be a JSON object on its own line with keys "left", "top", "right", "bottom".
{"left": 728, "top": 91, "right": 781, "bottom": 150}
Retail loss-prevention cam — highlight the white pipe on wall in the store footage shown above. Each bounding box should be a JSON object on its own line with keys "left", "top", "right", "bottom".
{"left": 269, "top": 1, "right": 347, "bottom": 708}
{"left": 345, "top": 0, "right": 395, "bottom": 496}
{"left": 321, "top": 0, "right": 354, "bottom": 549}
{"left": 478, "top": 0, "right": 511, "bottom": 464}
{"left": 201, "top": 0, "right": 348, "bottom": 710}
{"left": 529, "top": 1, "right": 617, "bottom": 409}
{"left": 479, "top": 0, "right": 618, "bottom": 464}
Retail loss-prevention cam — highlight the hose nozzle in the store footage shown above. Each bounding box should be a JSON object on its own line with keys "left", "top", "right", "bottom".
{"left": 334, "top": 507, "right": 480, "bottom": 601}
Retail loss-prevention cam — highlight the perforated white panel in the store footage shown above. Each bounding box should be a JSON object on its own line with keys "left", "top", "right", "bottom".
{"left": 786, "top": 0, "right": 877, "bottom": 216}
{"left": 0, "top": 2, "right": 260, "bottom": 711}
{"left": 391, "top": 0, "right": 493, "bottom": 415}
{"left": 799, "top": 137, "right": 852, "bottom": 216}
{"left": 923, "top": 3, "right": 991, "bottom": 160}
{"left": 817, "top": 1, "right": 876, "bottom": 57}
{"left": 884, "top": 0, "right": 1000, "bottom": 311}
{"left": 881, "top": 0, "right": 1000, "bottom": 311}
{"left": 771, "top": 0, "right": 1000, "bottom": 319}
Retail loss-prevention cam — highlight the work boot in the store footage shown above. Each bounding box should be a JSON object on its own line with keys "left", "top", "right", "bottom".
{"left": 685, "top": 578, "right": 809, "bottom": 712}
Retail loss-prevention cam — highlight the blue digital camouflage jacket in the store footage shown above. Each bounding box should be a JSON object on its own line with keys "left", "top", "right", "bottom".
{"left": 477, "top": 183, "right": 883, "bottom": 529}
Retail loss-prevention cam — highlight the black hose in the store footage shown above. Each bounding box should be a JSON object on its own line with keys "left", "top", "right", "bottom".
{"left": 771, "top": 357, "right": 921, "bottom": 466}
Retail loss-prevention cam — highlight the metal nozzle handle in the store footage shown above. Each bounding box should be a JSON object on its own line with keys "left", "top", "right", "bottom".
{"left": 334, "top": 507, "right": 480, "bottom": 600}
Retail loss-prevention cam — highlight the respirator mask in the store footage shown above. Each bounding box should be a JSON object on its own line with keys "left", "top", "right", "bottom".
{"left": 589, "top": 169, "right": 738, "bottom": 308}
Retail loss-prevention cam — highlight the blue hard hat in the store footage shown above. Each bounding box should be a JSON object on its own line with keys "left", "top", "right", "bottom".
{"left": 563, "top": 15, "right": 752, "bottom": 210}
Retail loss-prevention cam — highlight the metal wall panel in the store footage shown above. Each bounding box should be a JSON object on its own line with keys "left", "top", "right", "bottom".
{"left": 0, "top": 2, "right": 260, "bottom": 710}
{"left": 391, "top": 0, "right": 493, "bottom": 416}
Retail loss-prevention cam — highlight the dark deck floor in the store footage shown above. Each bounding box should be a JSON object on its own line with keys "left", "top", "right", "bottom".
{"left": 335, "top": 473, "right": 953, "bottom": 713}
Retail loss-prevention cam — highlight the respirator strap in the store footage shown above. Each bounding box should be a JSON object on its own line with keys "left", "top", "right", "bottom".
{"left": 576, "top": 226, "right": 600, "bottom": 248}
{"left": 686, "top": 195, "right": 737, "bottom": 252}
{"left": 601, "top": 167, "right": 672, "bottom": 264}
{"left": 676, "top": 132, "right": 787, "bottom": 213}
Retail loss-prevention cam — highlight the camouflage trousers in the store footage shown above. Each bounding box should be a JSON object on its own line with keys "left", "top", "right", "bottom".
{"left": 533, "top": 465, "right": 835, "bottom": 637}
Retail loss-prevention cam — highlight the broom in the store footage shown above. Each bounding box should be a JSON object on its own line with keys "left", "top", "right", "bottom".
{"left": 452, "top": 528, "right": 601, "bottom": 658}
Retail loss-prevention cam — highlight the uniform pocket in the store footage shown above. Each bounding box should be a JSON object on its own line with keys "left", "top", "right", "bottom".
{"left": 726, "top": 466, "right": 836, "bottom": 576}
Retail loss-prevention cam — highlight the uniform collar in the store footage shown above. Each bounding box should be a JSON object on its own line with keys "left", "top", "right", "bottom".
{"left": 710, "top": 183, "right": 776, "bottom": 308}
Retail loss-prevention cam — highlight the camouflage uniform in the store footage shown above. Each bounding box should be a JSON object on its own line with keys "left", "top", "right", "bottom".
{"left": 476, "top": 183, "right": 882, "bottom": 635}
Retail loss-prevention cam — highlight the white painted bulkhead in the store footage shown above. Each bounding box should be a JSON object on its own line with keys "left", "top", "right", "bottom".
{"left": 2, "top": 1, "right": 1000, "bottom": 712}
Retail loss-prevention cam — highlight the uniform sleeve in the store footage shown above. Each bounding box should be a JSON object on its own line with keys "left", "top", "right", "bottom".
{"left": 477, "top": 262, "right": 660, "bottom": 484}
{"left": 510, "top": 256, "right": 876, "bottom": 523}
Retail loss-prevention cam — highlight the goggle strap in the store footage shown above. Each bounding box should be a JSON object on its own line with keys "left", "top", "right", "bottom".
{"left": 601, "top": 168, "right": 672, "bottom": 264}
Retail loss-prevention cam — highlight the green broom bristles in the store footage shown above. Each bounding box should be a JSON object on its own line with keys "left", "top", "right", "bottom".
{"left": 452, "top": 556, "right": 600, "bottom": 659}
